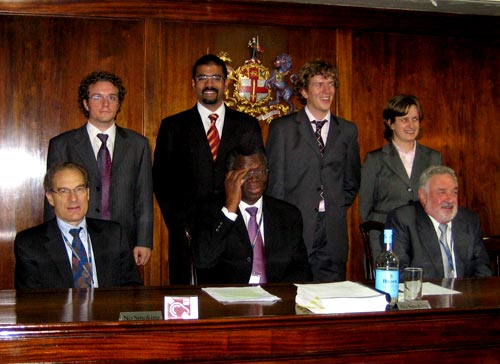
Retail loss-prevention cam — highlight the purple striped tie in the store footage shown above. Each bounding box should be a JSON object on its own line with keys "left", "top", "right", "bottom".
{"left": 246, "top": 207, "right": 267, "bottom": 283}
{"left": 97, "top": 133, "right": 111, "bottom": 220}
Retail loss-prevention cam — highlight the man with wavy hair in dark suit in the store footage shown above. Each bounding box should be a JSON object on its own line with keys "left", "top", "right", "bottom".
{"left": 266, "top": 60, "right": 361, "bottom": 282}
{"left": 153, "top": 54, "right": 263, "bottom": 284}
{"left": 45, "top": 71, "right": 153, "bottom": 267}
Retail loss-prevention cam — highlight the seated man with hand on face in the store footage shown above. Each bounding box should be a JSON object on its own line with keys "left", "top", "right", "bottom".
{"left": 386, "top": 165, "right": 492, "bottom": 279}
{"left": 192, "top": 147, "right": 312, "bottom": 284}
{"left": 14, "top": 162, "right": 143, "bottom": 290}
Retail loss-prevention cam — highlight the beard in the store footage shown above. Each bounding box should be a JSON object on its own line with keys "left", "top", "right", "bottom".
{"left": 201, "top": 87, "right": 219, "bottom": 104}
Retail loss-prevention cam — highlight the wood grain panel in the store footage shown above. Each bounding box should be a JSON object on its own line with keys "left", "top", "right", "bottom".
{"left": 0, "top": 15, "right": 147, "bottom": 288}
{"left": 351, "top": 31, "right": 500, "bottom": 264}
{"left": 0, "top": 1, "right": 499, "bottom": 288}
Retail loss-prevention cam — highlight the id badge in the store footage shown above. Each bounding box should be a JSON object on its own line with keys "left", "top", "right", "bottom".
{"left": 249, "top": 273, "right": 261, "bottom": 284}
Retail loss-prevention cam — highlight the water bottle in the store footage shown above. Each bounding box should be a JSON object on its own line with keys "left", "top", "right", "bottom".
{"left": 375, "top": 229, "right": 399, "bottom": 305}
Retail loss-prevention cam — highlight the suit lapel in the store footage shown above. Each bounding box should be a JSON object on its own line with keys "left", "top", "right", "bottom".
{"left": 409, "top": 144, "right": 431, "bottom": 185}
{"left": 72, "top": 126, "right": 99, "bottom": 177}
{"left": 86, "top": 219, "right": 110, "bottom": 286}
{"left": 415, "top": 204, "right": 445, "bottom": 276}
{"left": 235, "top": 209, "right": 253, "bottom": 254}
{"left": 262, "top": 198, "right": 274, "bottom": 257}
{"left": 44, "top": 219, "right": 74, "bottom": 287}
{"left": 450, "top": 210, "right": 469, "bottom": 277}
{"left": 111, "top": 126, "right": 129, "bottom": 170}
{"left": 296, "top": 109, "right": 322, "bottom": 158}
{"left": 381, "top": 143, "right": 411, "bottom": 185}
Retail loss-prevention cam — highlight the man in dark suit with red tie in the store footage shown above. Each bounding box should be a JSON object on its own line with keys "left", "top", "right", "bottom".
{"left": 153, "top": 54, "right": 264, "bottom": 284}
{"left": 191, "top": 147, "right": 312, "bottom": 284}
{"left": 44, "top": 71, "right": 153, "bottom": 266}
{"left": 15, "top": 162, "right": 142, "bottom": 290}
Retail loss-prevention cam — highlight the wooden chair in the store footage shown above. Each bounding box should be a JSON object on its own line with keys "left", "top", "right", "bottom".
{"left": 359, "top": 221, "right": 385, "bottom": 281}
{"left": 482, "top": 235, "right": 500, "bottom": 277}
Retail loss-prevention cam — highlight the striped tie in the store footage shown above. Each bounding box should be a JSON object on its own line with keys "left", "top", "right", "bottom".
{"left": 246, "top": 207, "right": 267, "bottom": 283}
{"left": 312, "top": 120, "right": 327, "bottom": 157}
{"left": 97, "top": 133, "right": 112, "bottom": 220}
{"left": 69, "top": 228, "right": 92, "bottom": 288}
{"left": 207, "top": 113, "right": 220, "bottom": 161}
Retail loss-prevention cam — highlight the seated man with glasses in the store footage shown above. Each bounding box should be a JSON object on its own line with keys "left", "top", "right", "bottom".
{"left": 191, "top": 147, "right": 312, "bottom": 284}
{"left": 14, "top": 162, "right": 142, "bottom": 290}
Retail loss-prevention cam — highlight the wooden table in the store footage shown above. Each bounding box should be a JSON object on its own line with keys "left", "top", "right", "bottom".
{"left": 1, "top": 278, "right": 500, "bottom": 363}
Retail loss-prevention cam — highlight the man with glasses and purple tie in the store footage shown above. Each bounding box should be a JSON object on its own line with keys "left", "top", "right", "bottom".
{"left": 15, "top": 162, "right": 142, "bottom": 289}
{"left": 191, "top": 147, "right": 311, "bottom": 284}
{"left": 44, "top": 71, "right": 153, "bottom": 267}
{"left": 153, "top": 54, "right": 263, "bottom": 285}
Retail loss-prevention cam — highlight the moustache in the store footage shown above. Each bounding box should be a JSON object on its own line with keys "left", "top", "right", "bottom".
{"left": 440, "top": 202, "right": 455, "bottom": 209}
{"left": 202, "top": 87, "right": 218, "bottom": 93}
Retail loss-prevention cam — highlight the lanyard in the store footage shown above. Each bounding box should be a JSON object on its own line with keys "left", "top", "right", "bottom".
{"left": 250, "top": 213, "right": 264, "bottom": 249}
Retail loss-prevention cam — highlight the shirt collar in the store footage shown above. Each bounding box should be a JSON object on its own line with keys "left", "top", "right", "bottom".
{"left": 304, "top": 106, "right": 331, "bottom": 123}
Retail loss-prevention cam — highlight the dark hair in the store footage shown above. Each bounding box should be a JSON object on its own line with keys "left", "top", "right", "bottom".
{"left": 382, "top": 94, "right": 423, "bottom": 141}
{"left": 44, "top": 162, "right": 89, "bottom": 192}
{"left": 192, "top": 54, "right": 228, "bottom": 80}
{"left": 226, "top": 145, "right": 267, "bottom": 172}
{"left": 78, "top": 71, "right": 127, "bottom": 118}
{"left": 294, "top": 60, "right": 339, "bottom": 105}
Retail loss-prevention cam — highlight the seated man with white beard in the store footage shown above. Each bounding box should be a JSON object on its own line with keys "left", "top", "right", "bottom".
{"left": 386, "top": 165, "right": 492, "bottom": 279}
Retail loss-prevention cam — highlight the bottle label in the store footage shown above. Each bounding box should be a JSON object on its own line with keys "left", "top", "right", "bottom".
{"left": 375, "top": 269, "right": 399, "bottom": 300}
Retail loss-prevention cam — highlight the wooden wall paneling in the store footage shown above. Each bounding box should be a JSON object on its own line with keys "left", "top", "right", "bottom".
{"left": 142, "top": 18, "right": 164, "bottom": 286}
{"left": 0, "top": 15, "right": 147, "bottom": 289}
{"left": 351, "top": 30, "right": 500, "bottom": 246}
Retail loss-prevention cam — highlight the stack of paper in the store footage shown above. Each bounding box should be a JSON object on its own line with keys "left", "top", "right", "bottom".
{"left": 202, "top": 286, "right": 281, "bottom": 303}
{"left": 295, "top": 281, "right": 389, "bottom": 314}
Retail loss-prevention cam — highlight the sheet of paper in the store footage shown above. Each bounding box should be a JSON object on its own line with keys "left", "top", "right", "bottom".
{"left": 398, "top": 282, "right": 461, "bottom": 300}
{"left": 202, "top": 286, "right": 281, "bottom": 303}
{"left": 295, "top": 281, "right": 384, "bottom": 299}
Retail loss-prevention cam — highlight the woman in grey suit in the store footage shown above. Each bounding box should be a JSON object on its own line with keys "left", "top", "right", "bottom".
{"left": 359, "top": 94, "right": 441, "bottom": 258}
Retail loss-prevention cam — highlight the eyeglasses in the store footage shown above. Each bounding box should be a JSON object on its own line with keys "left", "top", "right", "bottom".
{"left": 89, "top": 94, "right": 119, "bottom": 103}
{"left": 50, "top": 186, "right": 88, "bottom": 197}
{"left": 194, "top": 74, "right": 225, "bottom": 82}
{"left": 244, "top": 169, "right": 269, "bottom": 180}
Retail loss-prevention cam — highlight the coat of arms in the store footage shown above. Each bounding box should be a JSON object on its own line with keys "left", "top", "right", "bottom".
{"left": 221, "top": 37, "right": 295, "bottom": 123}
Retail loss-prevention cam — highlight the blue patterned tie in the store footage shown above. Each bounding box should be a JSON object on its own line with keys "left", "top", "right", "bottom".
{"left": 246, "top": 207, "right": 267, "bottom": 283}
{"left": 438, "top": 223, "right": 454, "bottom": 278}
{"left": 69, "top": 228, "right": 92, "bottom": 288}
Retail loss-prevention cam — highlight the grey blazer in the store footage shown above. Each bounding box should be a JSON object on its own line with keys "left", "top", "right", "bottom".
{"left": 359, "top": 142, "right": 441, "bottom": 257}
{"left": 266, "top": 108, "right": 361, "bottom": 268}
{"left": 386, "top": 202, "right": 492, "bottom": 279}
{"left": 44, "top": 125, "right": 153, "bottom": 249}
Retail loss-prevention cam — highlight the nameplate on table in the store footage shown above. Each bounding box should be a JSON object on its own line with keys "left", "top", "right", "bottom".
{"left": 118, "top": 311, "right": 163, "bottom": 321}
{"left": 164, "top": 296, "right": 199, "bottom": 319}
{"left": 397, "top": 300, "right": 431, "bottom": 310}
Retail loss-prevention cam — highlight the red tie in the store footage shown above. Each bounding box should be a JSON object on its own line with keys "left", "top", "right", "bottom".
{"left": 207, "top": 113, "right": 220, "bottom": 161}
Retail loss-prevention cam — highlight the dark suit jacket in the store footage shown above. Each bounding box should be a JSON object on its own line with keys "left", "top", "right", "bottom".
{"left": 359, "top": 142, "right": 441, "bottom": 257}
{"left": 153, "top": 104, "right": 263, "bottom": 230}
{"left": 192, "top": 195, "right": 312, "bottom": 284}
{"left": 44, "top": 124, "right": 153, "bottom": 249}
{"left": 386, "top": 202, "right": 492, "bottom": 279}
{"left": 14, "top": 218, "right": 143, "bottom": 290}
{"left": 152, "top": 104, "right": 263, "bottom": 284}
{"left": 265, "top": 109, "right": 360, "bottom": 267}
